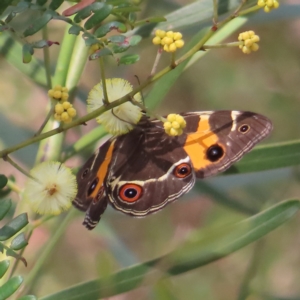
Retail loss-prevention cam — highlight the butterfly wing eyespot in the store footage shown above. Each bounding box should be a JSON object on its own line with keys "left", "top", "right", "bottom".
{"left": 174, "top": 163, "right": 192, "bottom": 178}
{"left": 238, "top": 124, "right": 250, "bottom": 133}
{"left": 88, "top": 177, "right": 99, "bottom": 196}
{"left": 206, "top": 144, "right": 224, "bottom": 162}
{"left": 119, "top": 184, "right": 143, "bottom": 203}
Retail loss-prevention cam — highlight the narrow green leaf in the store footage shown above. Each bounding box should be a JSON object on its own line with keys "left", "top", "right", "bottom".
{"left": 0, "top": 176, "right": 7, "bottom": 190}
{"left": 40, "top": 200, "right": 300, "bottom": 300}
{"left": 0, "top": 276, "right": 23, "bottom": 300}
{"left": 89, "top": 48, "right": 113, "bottom": 60}
{"left": 94, "top": 21, "right": 127, "bottom": 37}
{"left": 111, "top": 43, "right": 129, "bottom": 53}
{"left": 0, "top": 0, "right": 14, "bottom": 15}
{"left": 128, "top": 35, "right": 141, "bottom": 46}
{"left": 74, "top": 2, "right": 105, "bottom": 23}
{"left": 18, "top": 296, "right": 38, "bottom": 300}
{"left": 84, "top": 5, "right": 113, "bottom": 30}
{"left": 0, "top": 200, "right": 11, "bottom": 220}
{"left": 0, "top": 260, "right": 10, "bottom": 278}
{"left": 37, "top": 0, "right": 47, "bottom": 5}
{"left": 118, "top": 54, "right": 139, "bottom": 65}
{"left": 0, "top": 213, "right": 28, "bottom": 241}
{"left": 108, "top": 35, "right": 126, "bottom": 43}
{"left": 22, "top": 44, "right": 34, "bottom": 63}
{"left": 10, "top": 233, "right": 28, "bottom": 250}
{"left": 68, "top": 25, "right": 82, "bottom": 36}
{"left": 23, "top": 13, "right": 53, "bottom": 37}
{"left": 225, "top": 139, "right": 300, "bottom": 175}
{"left": 49, "top": 0, "right": 64, "bottom": 10}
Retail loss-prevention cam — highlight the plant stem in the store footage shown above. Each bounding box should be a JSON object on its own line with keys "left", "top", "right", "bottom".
{"left": 19, "top": 209, "right": 76, "bottom": 297}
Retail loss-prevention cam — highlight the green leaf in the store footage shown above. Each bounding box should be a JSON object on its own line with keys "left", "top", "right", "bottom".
{"left": 37, "top": 0, "right": 47, "bottom": 5}
{"left": 22, "top": 44, "right": 34, "bottom": 63}
{"left": 40, "top": 200, "right": 300, "bottom": 300}
{"left": 225, "top": 139, "right": 300, "bottom": 175}
{"left": 0, "top": 276, "right": 23, "bottom": 300}
{"left": 0, "top": 176, "right": 7, "bottom": 190}
{"left": 0, "top": 200, "right": 11, "bottom": 221}
{"left": 23, "top": 13, "right": 53, "bottom": 37}
{"left": 0, "top": 260, "right": 10, "bottom": 279}
{"left": 128, "top": 35, "right": 141, "bottom": 46}
{"left": 74, "top": 2, "right": 105, "bottom": 23}
{"left": 18, "top": 296, "right": 38, "bottom": 300}
{"left": 0, "top": 213, "right": 28, "bottom": 241}
{"left": 68, "top": 25, "right": 82, "bottom": 36}
{"left": 49, "top": 0, "right": 64, "bottom": 10}
{"left": 94, "top": 21, "right": 127, "bottom": 37}
{"left": 108, "top": 35, "right": 126, "bottom": 43}
{"left": 89, "top": 48, "right": 113, "bottom": 60}
{"left": 118, "top": 54, "right": 139, "bottom": 65}
{"left": 10, "top": 233, "right": 28, "bottom": 250}
{"left": 0, "top": 0, "right": 14, "bottom": 15}
{"left": 84, "top": 5, "right": 113, "bottom": 30}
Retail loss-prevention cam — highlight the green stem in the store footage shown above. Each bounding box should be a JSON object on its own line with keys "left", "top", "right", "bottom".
{"left": 42, "top": 26, "right": 52, "bottom": 89}
{"left": 3, "top": 155, "right": 34, "bottom": 179}
{"left": 20, "top": 209, "right": 76, "bottom": 297}
{"left": 99, "top": 57, "right": 109, "bottom": 104}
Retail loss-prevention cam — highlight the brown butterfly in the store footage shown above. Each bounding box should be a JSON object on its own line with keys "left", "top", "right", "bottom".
{"left": 73, "top": 111, "right": 272, "bottom": 229}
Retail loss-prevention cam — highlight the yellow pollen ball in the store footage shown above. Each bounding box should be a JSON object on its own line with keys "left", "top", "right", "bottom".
{"left": 173, "top": 32, "right": 182, "bottom": 40}
{"left": 152, "top": 36, "right": 161, "bottom": 45}
{"left": 62, "top": 101, "right": 71, "bottom": 110}
{"left": 55, "top": 103, "right": 64, "bottom": 114}
{"left": 164, "top": 121, "right": 172, "bottom": 130}
{"left": 169, "top": 128, "right": 178, "bottom": 136}
{"left": 61, "top": 92, "right": 69, "bottom": 101}
{"left": 62, "top": 87, "right": 68, "bottom": 92}
{"left": 175, "top": 40, "right": 184, "bottom": 48}
{"left": 163, "top": 37, "right": 173, "bottom": 45}
{"left": 54, "top": 85, "right": 62, "bottom": 91}
{"left": 54, "top": 113, "right": 61, "bottom": 121}
{"left": 251, "top": 43, "right": 259, "bottom": 51}
{"left": 242, "top": 46, "right": 251, "bottom": 54}
{"left": 166, "top": 31, "right": 174, "bottom": 38}
{"left": 155, "top": 30, "right": 166, "bottom": 38}
{"left": 48, "top": 89, "right": 54, "bottom": 97}
{"left": 264, "top": 6, "right": 270, "bottom": 12}
{"left": 167, "top": 114, "right": 176, "bottom": 122}
{"left": 168, "top": 43, "right": 177, "bottom": 52}
{"left": 171, "top": 121, "right": 180, "bottom": 129}
{"left": 257, "top": 0, "right": 265, "bottom": 6}
{"left": 163, "top": 44, "right": 170, "bottom": 52}
{"left": 53, "top": 90, "right": 62, "bottom": 99}
{"left": 67, "top": 107, "right": 77, "bottom": 117}
{"left": 274, "top": 1, "right": 279, "bottom": 8}
{"left": 61, "top": 112, "right": 70, "bottom": 122}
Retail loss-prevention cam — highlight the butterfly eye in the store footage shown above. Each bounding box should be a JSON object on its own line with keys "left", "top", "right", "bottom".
{"left": 174, "top": 163, "right": 192, "bottom": 178}
{"left": 88, "top": 178, "right": 99, "bottom": 196}
{"left": 119, "top": 184, "right": 143, "bottom": 203}
{"left": 206, "top": 144, "right": 224, "bottom": 162}
{"left": 239, "top": 124, "right": 250, "bottom": 133}
{"left": 82, "top": 168, "right": 89, "bottom": 179}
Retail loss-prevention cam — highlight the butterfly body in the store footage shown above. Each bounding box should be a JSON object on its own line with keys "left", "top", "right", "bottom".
{"left": 73, "top": 111, "right": 272, "bottom": 229}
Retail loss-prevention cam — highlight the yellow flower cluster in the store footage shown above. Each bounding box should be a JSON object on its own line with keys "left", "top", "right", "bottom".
{"left": 164, "top": 114, "right": 186, "bottom": 136}
{"left": 152, "top": 30, "right": 184, "bottom": 53}
{"left": 48, "top": 85, "right": 76, "bottom": 124}
{"left": 238, "top": 31, "right": 260, "bottom": 54}
{"left": 257, "top": 0, "right": 279, "bottom": 12}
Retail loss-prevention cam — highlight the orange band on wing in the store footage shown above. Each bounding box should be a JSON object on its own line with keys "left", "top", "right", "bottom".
{"left": 183, "top": 117, "right": 220, "bottom": 171}
{"left": 90, "top": 140, "right": 115, "bottom": 198}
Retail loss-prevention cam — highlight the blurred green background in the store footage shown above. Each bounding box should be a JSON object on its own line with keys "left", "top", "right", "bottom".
{"left": 1, "top": 0, "right": 300, "bottom": 299}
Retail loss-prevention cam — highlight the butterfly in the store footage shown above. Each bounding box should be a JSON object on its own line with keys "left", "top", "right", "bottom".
{"left": 73, "top": 111, "right": 272, "bottom": 229}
